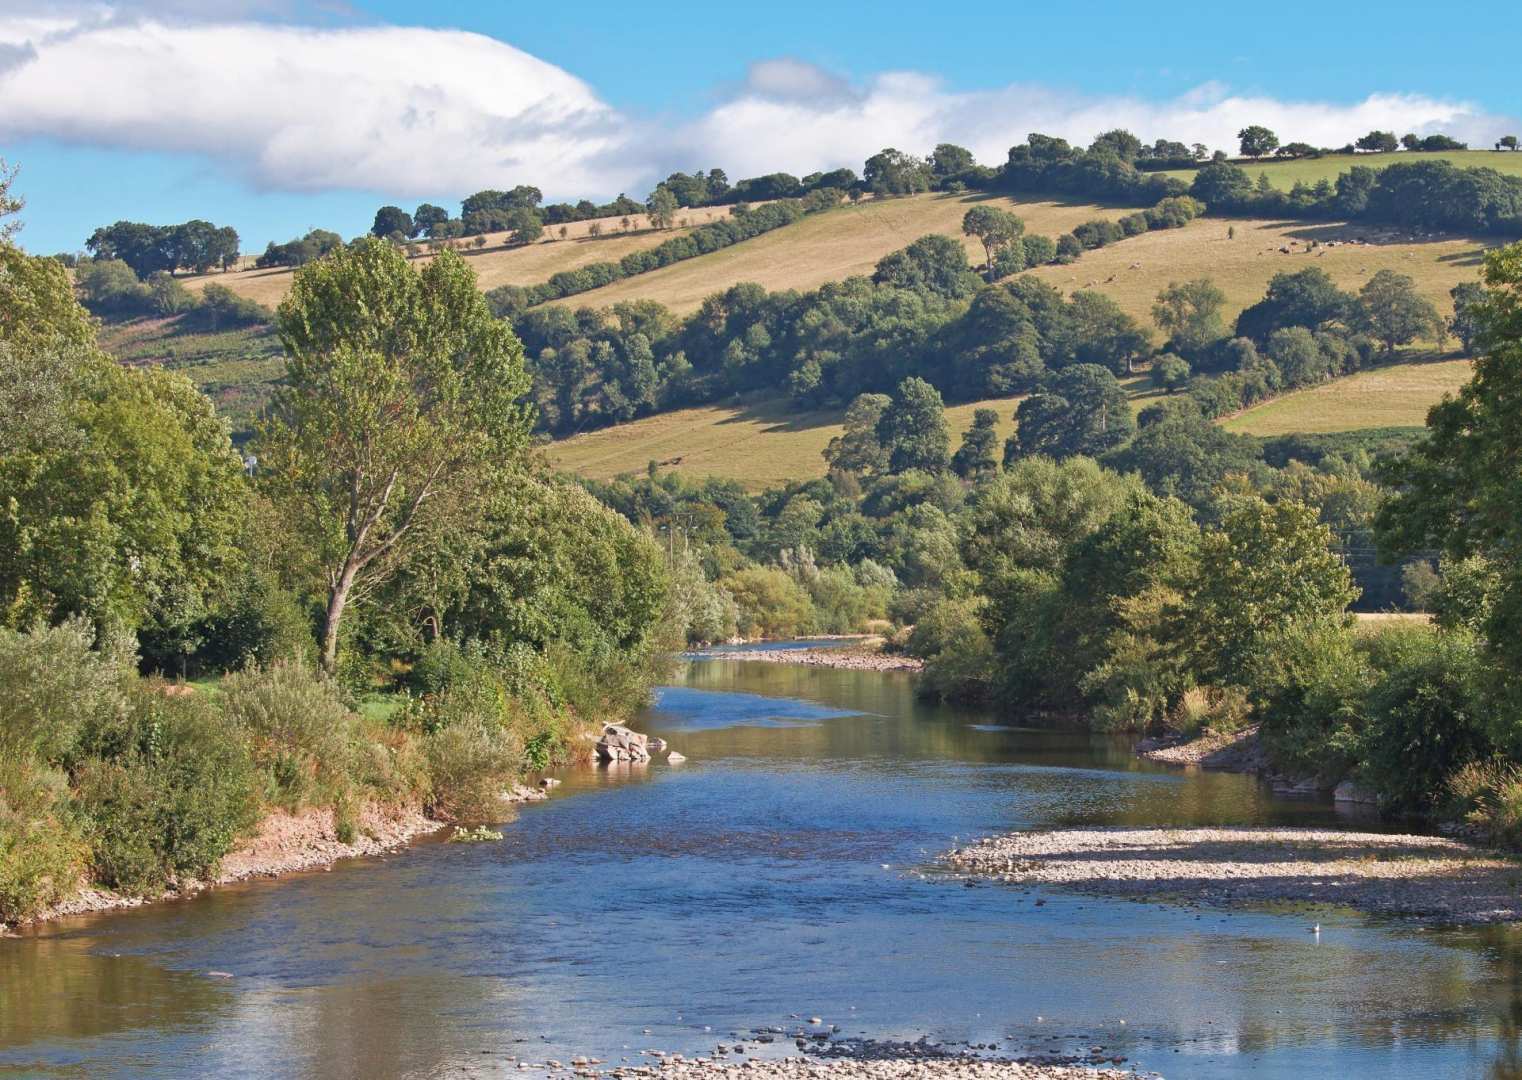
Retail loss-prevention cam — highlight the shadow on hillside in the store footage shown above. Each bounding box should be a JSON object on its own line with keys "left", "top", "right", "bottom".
{"left": 712, "top": 394, "right": 846, "bottom": 434}
{"left": 1271, "top": 221, "right": 1491, "bottom": 264}
{"left": 951, "top": 191, "right": 1144, "bottom": 212}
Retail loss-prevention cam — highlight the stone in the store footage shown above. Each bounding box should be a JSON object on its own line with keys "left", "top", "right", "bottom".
{"left": 539, "top": 777, "right": 562, "bottom": 790}
{"left": 667, "top": 751, "right": 687, "bottom": 764}
{"left": 596, "top": 723, "right": 651, "bottom": 764}
{"left": 647, "top": 737, "right": 668, "bottom": 753}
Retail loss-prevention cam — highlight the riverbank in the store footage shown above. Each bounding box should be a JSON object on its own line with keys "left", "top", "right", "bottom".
{"left": 9, "top": 784, "right": 548, "bottom": 934}
{"left": 1135, "top": 724, "right": 1267, "bottom": 771}
{"left": 617, "top": 1059, "right": 1143, "bottom": 1078}
{"left": 943, "top": 826, "right": 1522, "bottom": 924}
{"left": 690, "top": 638, "right": 923, "bottom": 673}
{"left": 516, "top": 1035, "right": 1149, "bottom": 1078}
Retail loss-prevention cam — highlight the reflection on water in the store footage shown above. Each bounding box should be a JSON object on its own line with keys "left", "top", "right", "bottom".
{"left": 4, "top": 657, "right": 1522, "bottom": 1078}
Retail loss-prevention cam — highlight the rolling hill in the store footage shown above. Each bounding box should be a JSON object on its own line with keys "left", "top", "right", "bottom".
{"left": 1158, "top": 149, "right": 1522, "bottom": 191}
{"left": 115, "top": 182, "right": 1494, "bottom": 463}
{"left": 547, "top": 192, "right": 1138, "bottom": 315}
{"left": 547, "top": 394, "right": 1022, "bottom": 490}
{"left": 177, "top": 204, "right": 749, "bottom": 310}
{"left": 545, "top": 357, "right": 1468, "bottom": 490}
{"left": 1222, "top": 356, "right": 1472, "bottom": 435}
{"left": 1024, "top": 215, "right": 1488, "bottom": 326}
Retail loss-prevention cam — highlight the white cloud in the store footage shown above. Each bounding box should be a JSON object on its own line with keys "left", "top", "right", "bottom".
{"left": 0, "top": 13, "right": 633, "bottom": 197}
{"left": 0, "top": 10, "right": 1514, "bottom": 206}
{"left": 677, "top": 75, "right": 1513, "bottom": 182}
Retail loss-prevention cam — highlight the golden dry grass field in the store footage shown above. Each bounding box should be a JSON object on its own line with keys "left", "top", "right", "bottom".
{"left": 1222, "top": 356, "right": 1472, "bottom": 435}
{"left": 546, "top": 394, "right": 1022, "bottom": 490}
{"left": 1158, "top": 149, "right": 1522, "bottom": 191}
{"left": 178, "top": 204, "right": 745, "bottom": 309}
{"left": 549, "top": 193, "right": 1138, "bottom": 315}
{"left": 1025, "top": 216, "right": 1490, "bottom": 331}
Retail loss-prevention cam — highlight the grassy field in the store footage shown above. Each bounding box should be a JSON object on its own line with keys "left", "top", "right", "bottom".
{"left": 545, "top": 357, "right": 1465, "bottom": 489}
{"left": 1222, "top": 356, "right": 1472, "bottom": 435}
{"left": 1159, "top": 149, "right": 1522, "bottom": 191}
{"left": 549, "top": 193, "right": 1139, "bottom": 315}
{"left": 547, "top": 393, "right": 1023, "bottom": 489}
{"left": 178, "top": 204, "right": 746, "bottom": 309}
{"left": 98, "top": 315, "right": 284, "bottom": 436}
{"left": 1026, "top": 215, "right": 1489, "bottom": 331}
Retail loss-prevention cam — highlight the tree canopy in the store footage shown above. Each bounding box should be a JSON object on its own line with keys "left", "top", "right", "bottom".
{"left": 260, "top": 239, "right": 534, "bottom": 671}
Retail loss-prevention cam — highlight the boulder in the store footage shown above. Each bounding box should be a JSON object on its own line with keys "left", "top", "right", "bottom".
{"left": 667, "top": 751, "right": 687, "bottom": 764}
{"left": 596, "top": 723, "right": 651, "bottom": 764}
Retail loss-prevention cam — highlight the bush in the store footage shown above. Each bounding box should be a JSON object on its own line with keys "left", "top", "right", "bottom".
{"left": 1021, "top": 234, "right": 1057, "bottom": 266}
{"left": 0, "top": 620, "right": 125, "bottom": 767}
{"left": 414, "top": 685, "right": 525, "bottom": 820}
{"left": 0, "top": 759, "right": 80, "bottom": 924}
{"left": 191, "top": 570, "right": 313, "bottom": 672}
{"left": 1448, "top": 759, "right": 1522, "bottom": 847}
{"left": 1247, "top": 619, "right": 1372, "bottom": 780}
{"left": 220, "top": 661, "right": 358, "bottom": 810}
{"left": 909, "top": 597, "right": 994, "bottom": 703}
{"left": 183, "top": 284, "right": 272, "bottom": 331}
{"left": 74, "top": 690, "right": 258, "bottom": 895}
{"left": 1168, "top": 685, "right": 1251, "bottom": 737}
{"left": 1357, "top": 629, "right": 1490, "bottom": 815}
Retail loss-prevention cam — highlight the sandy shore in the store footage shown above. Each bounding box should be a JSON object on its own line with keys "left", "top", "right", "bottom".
{"left": 11, "top": 784, "right": 548, "bottom": 933}
{"left": 943, "top": 826, "right": 1522, "bottom": 924}
{"left": 691, "top": 639, "right": 923, "bottom": 673}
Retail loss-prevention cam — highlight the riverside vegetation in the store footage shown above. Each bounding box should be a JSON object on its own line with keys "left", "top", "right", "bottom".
{"left": 585, "top": 240, "right": 1522, "bottom": 849}
{"left": 5, "top": 120, "right": 1522, "bottom": 925}
{"left": 0, "top": 171, "right": 675, "bottom": 927}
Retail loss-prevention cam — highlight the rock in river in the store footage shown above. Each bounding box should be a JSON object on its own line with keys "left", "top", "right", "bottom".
{"left": 596, "top": 723, "right": 651, "bottom": 764}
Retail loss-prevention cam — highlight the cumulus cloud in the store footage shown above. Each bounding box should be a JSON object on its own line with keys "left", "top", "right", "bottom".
{"left": 0, "top": 9, "right": 1514, "bottom": 205}
{"left": 0, "top": 13, "right": 633, "bottom": 197}
{"left": 677, "top": 73, "right": 1513, "bottom": 182}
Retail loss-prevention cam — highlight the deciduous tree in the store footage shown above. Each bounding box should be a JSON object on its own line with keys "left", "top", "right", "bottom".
{"left": 259, "top": 239, "right": 533, "bottom": 672}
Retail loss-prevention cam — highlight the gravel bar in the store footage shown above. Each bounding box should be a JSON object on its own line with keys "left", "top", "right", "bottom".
{"left": 943, "top": 826, "right": 1522, "bottom": 924}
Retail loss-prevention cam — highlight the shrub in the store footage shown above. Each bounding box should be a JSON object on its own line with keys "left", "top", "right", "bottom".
{"left": 0, "top": 620, "right": 125, "bottom": 767}
{"left": 0, "top": 759, "right": 80, "bottom": 924}
{"left": 1021, "top": 234, "right": 1057, "bottom": 266}
{"left": 1168, "top": 686, "right": 1251, "bottom": 737}
{"left": 220, "top": 661, "right": 358, "bottom": 810}
{"left": 74, "top": 690, "right": 258, "bottom": 895}
{"left": 184, "top": 284, "right": 271, "bottom": 331}
{"left": 909, "top": 596, "right": 994, "bottom": 703}
{"left": 1247, "top": 619, "right": 1371, "bottom": 780}
{"left": 1448, "top": 759, "right": 1522, "bottom": 847}
{"left": 419, "top": 691, "right": 524, "bottom": 820}
{"left": 192, "top": 570, "right": 313, "bottom": 672}
{"left": 1357, "top": 629, "right": 1490, "bottom": 815}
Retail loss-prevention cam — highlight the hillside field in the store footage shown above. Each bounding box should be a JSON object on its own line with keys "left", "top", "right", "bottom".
{"left": 178, "top": 204, "right": 748, "bottom": 309}
{"left": 1223, "top": 356, "right": 1472, "bottom": 435}
{"left": 547, "top": 394, "right": 1022, "bottom": 490}
{"left": 548, "top": 193, "right": 1138, "bottom": 315}
{"left": 1026, "top": 216, "right": 1488, "bottom": 329}
{"left": 1158, "top": 149, "right": 1522, "bottom": 191}
{"left": 546, "top": 358, "right": 1466, "bottom": 489}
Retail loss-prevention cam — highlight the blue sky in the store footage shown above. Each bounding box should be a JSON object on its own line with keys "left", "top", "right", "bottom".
{"left": 3, "top": 0, "right": 1517, "bottom": 255}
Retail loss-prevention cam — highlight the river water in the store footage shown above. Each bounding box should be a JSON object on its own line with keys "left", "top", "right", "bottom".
{"left": 5, "top": 659, "right": 1522, "bottom": 1079}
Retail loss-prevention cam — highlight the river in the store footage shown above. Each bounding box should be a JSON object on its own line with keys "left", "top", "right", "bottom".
{"left": 4, "top": 658, "right": 1522, "bottom": 1078}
